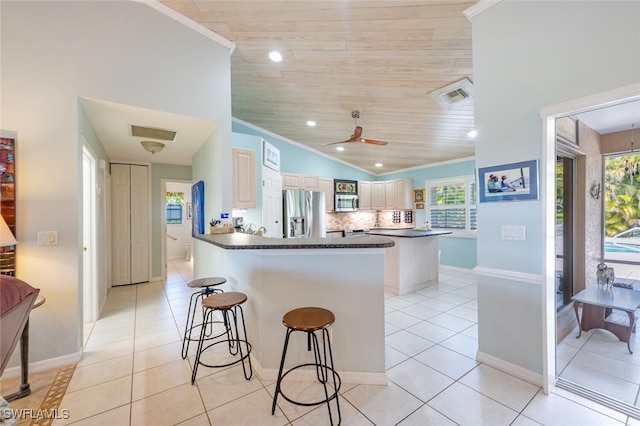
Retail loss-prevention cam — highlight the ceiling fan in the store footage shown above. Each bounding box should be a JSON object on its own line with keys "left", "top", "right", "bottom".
{"left": 325, "top": 110, "right": 389, "bottom": 146}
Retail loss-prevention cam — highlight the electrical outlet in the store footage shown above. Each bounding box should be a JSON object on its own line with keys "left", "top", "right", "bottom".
{"left": 37, "top": 231, "right": 58, "bottom": 246}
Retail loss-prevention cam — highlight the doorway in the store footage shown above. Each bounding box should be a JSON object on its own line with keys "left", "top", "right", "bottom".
{"left": 542, "top": 85, "right": 640, "bottom": 417}
{"left": 161, "top": 179, "right": 193, "bottom": 280}
{"left": 82, "top": 145, "right": 98, "bottom": 323}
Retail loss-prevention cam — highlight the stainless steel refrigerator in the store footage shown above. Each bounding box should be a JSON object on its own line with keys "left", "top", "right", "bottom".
{"left": 283, "top": 190, "right": 326, "bottom": 238}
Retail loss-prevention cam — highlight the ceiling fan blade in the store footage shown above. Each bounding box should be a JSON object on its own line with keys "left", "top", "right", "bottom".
{"left": 323, "top": 138, "right": 357, "bottom": 146}
{"left": 362, "top": 138, "right": 389, "bottom": 145}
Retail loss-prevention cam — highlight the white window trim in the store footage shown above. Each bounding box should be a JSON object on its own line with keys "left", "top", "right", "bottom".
{"left": 426, "top": 174, "right": 477, "bottom": 237}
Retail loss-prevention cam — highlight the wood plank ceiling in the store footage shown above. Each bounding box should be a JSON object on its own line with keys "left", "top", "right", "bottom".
{"left": 161, "top": 0, "right": 478, "bottom": 174}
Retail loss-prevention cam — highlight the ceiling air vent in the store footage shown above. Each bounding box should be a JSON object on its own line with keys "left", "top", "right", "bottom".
{"left": 428, "top": 78, "right": 474, "bottom": 109}
{"left": 130, "top": 124, "right": 177, "bottom": 141}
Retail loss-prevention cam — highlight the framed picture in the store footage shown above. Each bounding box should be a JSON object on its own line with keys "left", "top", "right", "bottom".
{"left": 413, "top": 189, "right": 425, "bottom": 202}
{"left": 191, "top": 181, "right": 204, "bottom": 236}
{"left": 186, "top": 202, "right": 192, "bottom": 220}
{"left": 478, "top": 159, "right": 539, "bottom": 203}
{"left": 263, "top": 140, "right": 280, "bottom": 171}
{"left": 415, "top": 203, "right": 424, "bottom": 210}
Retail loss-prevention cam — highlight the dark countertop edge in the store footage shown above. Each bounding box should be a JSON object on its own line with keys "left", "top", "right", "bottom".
{"left": 366, "top": 229, "right": 453, "bottom": 238}
{"left": 194, "top": 233, "right": 395, "bottom": 250}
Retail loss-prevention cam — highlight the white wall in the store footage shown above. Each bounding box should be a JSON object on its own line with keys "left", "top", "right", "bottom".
{"left": 471, "top": 0, "right": 640, "bottom": 377}
{"left": 0, "top": 1, "right": 232, "bottom": 369}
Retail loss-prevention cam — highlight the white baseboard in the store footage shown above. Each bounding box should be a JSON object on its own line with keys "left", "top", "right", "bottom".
{"left": 440, "top": 265, "right": 474, "bottom": 273}
{"left": 0, "top": 352, "right": 82, "bottom": 381}
{"left": 476, "top": 350, "right": 543, "bottom": 387}
{"left": 250, "top": 357, "right": 387, "bottom": 385}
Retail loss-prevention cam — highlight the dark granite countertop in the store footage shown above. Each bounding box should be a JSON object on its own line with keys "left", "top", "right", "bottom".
{"left": 366, "top": 229, "right": 452, "bottom": 238}
{"left": 194, "top": 232, "right": 395, "bottom": 250}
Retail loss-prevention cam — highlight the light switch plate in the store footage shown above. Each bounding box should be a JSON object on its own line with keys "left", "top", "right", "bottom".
{"left": 37, "top": 231, "right": 58, "bottom": 246}
{"left": 501, "top": 225, "right": 526, "bottom": 241}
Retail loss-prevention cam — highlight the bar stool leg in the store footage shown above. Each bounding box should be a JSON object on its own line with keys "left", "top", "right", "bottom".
{"left": 182, "top": 287, "right": 223, "bottom": 359}
{"left": 191, "top": 307, "right": 213, "bottom": 384}
{"left": 182, "top": 290, "right": 202, "bottom": 359}
{"left": 271, "top": 328, "right": 292, "bottom": 415}
{"left": 232, "top": 305, "right": 253, "bottom": 380}
{"left": 320, "top": 328, "right": 341, "bottom": 425}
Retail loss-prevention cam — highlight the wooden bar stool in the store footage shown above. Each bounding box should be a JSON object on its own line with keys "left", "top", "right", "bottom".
{"left": 271, "top": 307, "right": 341, "bottom": 425}
{"left": 191, "top": 292, "right": 253, "bottom": 384}
{"left": 181, "top": 277, "right": 226, "bottom": 359}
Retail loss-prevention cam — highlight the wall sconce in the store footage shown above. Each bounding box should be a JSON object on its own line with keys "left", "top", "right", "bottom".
{"left": 140, "top": 140, "right": 165, "bottom": 154}
{"left": 590, "top": 182, "right": 601, "bottom": 199}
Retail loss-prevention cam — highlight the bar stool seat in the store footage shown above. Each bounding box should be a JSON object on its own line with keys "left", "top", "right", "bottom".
{"left": 181, "top": 277, "right": 226, "bottom": 359}
{"left": 271, "top": 307, "right": 341, "bottom": 425}
{"left": 191, "top": 292, "right": 253, "bottom": 384}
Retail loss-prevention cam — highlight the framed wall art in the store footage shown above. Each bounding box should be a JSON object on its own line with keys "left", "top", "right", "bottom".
{"left": 413, "top": 189, "right": 425, "bottom": 203}
{"left": 263, "top": 140, "right": 280, "bottom": 172}
{"left": 478, "top": 159, "right": 539, "bottom": 203}
{"left": 191, "top": 181, "right": 204, "bottom": 236}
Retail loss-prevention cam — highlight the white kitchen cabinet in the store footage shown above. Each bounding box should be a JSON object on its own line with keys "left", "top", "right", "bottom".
{"left": 232, "top": 148, "right": 256, "bottom": 209}
{"left": 371, "top": 181, "right": 386, "bottom": 210}
{"left": 395, "top": 178, "right": 414, "bottom": 209}
{"left": 358, "top": 181, "right": 371, "bottom": 210}
{"left": 382, "top": 178, "right": 415, "bottom": 210}
{"left": 111, "top": 163, "right": 149, "bottom": 286}
{"left": 319, "top": 177, "right": 334, "bottom": 211}
{"left": 384, "top": 180, "right": 396, "bottom": 210}
{"left": 281, "top": 173, "right": 320, "bottom": 191}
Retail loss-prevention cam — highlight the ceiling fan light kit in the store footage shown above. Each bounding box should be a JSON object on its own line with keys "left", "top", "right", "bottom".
{"left": 140, "top": 140, "right": 165, "bottom": 154}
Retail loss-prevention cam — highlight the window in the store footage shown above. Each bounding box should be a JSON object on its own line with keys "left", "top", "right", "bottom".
{"left": 426, "top": 175, "right": 477, "bottom": 234}
{"left": 166, "top": 192, "right": 184, "bottom": 225}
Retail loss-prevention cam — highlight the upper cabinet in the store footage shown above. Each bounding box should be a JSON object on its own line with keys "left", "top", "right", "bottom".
{"left": 232, "top": 148, "right": 257, "bottom": 209}
{"left": 394, "top": 178, "right": 414, "bottom": 210}
{"left": 360, "top": 178, "right": 413, "bottom": 211}
{"left": 318, "top": 177, "right": 334, "bottom": 211}
{"left": 371, "top": 181, "right": 386, "bottom": 210}
{"left": 281, "top": 173, "right": 319, "bottom": 191}
{"left": 358, "top": 181, "right": 371, "bottom": 210}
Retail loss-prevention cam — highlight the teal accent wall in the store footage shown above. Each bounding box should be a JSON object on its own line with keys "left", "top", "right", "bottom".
{"left": 233, "top": 122, "right": 478, "bottom": 270}
{"left": 473, "top": 0, "right": 640, "bottom": 375}
{"left": 233, "top": 121, "right": 375, "bottom": 180}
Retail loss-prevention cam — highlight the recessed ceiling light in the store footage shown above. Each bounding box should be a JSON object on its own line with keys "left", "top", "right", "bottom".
{"left": 375, "top": 163, "right": 383, "bottom": 168}
{"left": 306, "top": 120, "right": 316, "bottom": 127}
{"left": 336, "top": 146, "right": 344, "bottom": 152}
{"left": 268, "top": 51, "right": 282, "bottom": 62}
{"left": 467, "top": 129, "right": 477, "bottom": 138}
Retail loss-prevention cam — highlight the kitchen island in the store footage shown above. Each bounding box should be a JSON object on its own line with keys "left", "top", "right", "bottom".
{"left": 193, "top": 232, "right": 394, "bottom": 385}
{"left": 367, "top": 229, "right": 452, "bottom": 295}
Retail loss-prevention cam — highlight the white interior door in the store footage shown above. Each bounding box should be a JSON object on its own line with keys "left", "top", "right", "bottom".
{"left": 130, "top": 165, "right": 149, "bottom": 284}
{"left": 111, "top": 164, "right": 131, "bottom": 286}
{"left": 82, "top": 147, "right": 98, "bottom": 322}
{"left": 262, "top": 166, "right": 283, "bottom": 238}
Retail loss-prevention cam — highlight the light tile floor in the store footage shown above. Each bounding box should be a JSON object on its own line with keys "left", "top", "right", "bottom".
{"left": 37, "top": 260, "right": 638, "bottom": 425}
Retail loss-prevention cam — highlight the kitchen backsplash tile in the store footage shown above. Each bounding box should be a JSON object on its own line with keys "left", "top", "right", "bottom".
{"left": 326, "top": 210, "right": 414, "bottom": 230}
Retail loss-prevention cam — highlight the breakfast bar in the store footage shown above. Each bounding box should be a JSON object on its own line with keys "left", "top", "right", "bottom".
{"left": 193, "top": 233, "right": 394, "bottom": 385}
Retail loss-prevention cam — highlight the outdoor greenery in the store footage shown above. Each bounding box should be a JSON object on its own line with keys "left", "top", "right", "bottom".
{"left": 604, "top": 153, "right": 640, "bottom": 237}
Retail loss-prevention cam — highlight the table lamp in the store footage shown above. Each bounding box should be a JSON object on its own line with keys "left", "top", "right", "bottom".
{"left": 0, "top": 214, "right": 17, "bottom": 247}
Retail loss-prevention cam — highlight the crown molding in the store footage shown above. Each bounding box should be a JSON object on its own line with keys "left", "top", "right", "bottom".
{"left": 464, "top": 0, "right": 503, "bottom": 21}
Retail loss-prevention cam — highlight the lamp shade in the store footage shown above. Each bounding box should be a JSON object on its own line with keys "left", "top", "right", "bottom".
{"left": 0, "top": 215, "right": 16, "bottom": 247}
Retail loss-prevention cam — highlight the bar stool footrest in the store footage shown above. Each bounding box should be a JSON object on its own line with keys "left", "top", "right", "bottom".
{"left": 276, "top": 363, "right": 341, "bottom": 407}
{"left": 194, "top": 339, "right": 252, "bottom": 369}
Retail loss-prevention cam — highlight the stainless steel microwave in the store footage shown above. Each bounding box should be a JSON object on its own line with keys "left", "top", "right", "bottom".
{"left": 335, "top": 194, "right": 359, "bottom": 212}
